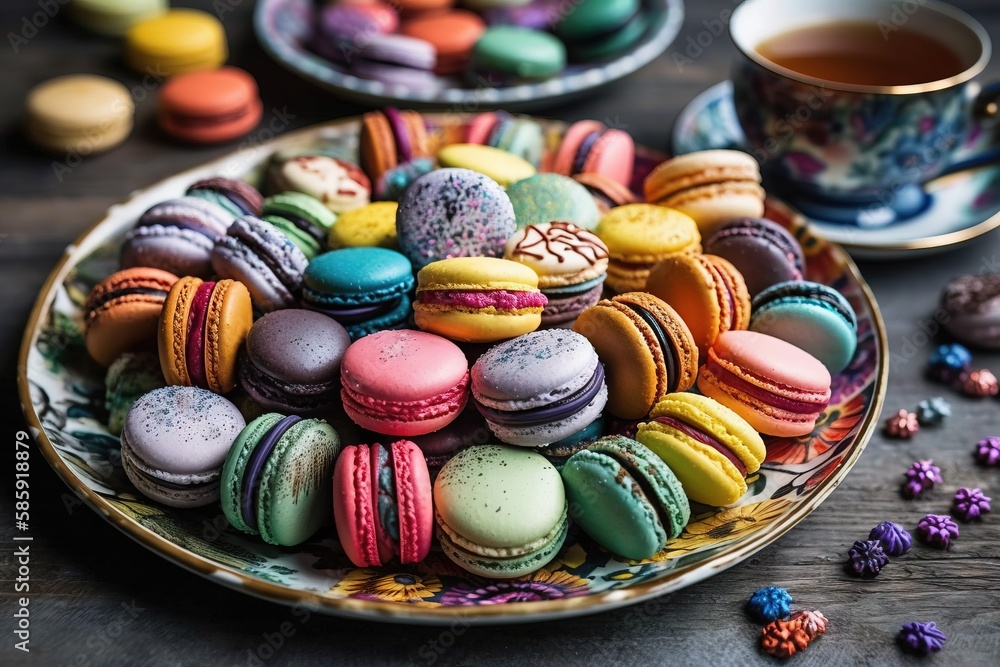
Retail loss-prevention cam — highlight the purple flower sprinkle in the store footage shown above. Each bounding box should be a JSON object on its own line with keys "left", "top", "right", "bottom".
{"left": 898, "top": 621, "right": 947, "bottom": 654}
{"left": 976, "top": 437, "right": 1000, "bottom": 466}
{"left": 953, "top": 488, "right": 991, "bottom": 522}
{"left": 917, "top": 514, "right": 959, "bottom": 549}
{"left": 902, "top": 460, "right": 942, "bottom": 498}
{"left": 868, "top": 521, "right": 912, "bottom": 557}
{"left": 847, "top": 540, "right": 888, "bottom": 578}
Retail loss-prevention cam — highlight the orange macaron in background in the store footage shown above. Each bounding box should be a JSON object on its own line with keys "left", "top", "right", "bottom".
{"left": 401, "top": 10, "right": 486, "bottom": 75}
{"left": 157, "top": 67, "right": 263, "bottom": 144}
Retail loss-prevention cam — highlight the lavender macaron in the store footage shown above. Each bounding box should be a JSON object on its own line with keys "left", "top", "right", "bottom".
{"left": 397, "top": 168, "right": 516, "bottom": 269}
{"left": 211, "top": 216, "right": 309, "bottom": 312}
{"left": 704, "top": 217, "right": 805, "bottom": 297}
{"left": 471, "top": 329, "right": 608, "bottom": 447}
{"left": 121, "top": 386, "right": 246, "bottom": 507}
{"left": 121, "top": 196, "right": 233, "bottom": 278}
{"left": 186, "top": 177, "right": 264, "bottom": 218}
{"left": 239, "top": 309, "right": 352, "bottom": 415}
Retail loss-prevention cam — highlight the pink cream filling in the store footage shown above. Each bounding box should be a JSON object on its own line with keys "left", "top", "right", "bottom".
{"left": 418, "top": 289, "right": 547, "bottom": 310}
{"left": 705, "top": 357, "right": 828, "bottom": 415}
{"left": 651, "top": 416, "right": 746, "bottom": 477}
{"left": 185, "top": 281, "right": 215, "bottom": 389}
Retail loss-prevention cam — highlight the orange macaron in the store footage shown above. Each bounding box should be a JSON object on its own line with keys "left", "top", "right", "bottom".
{"left": 359, "top": 108, "right": 431, "bottom": 183}
{"left": 158, "top": 67, "right": 262, "bottom": 144}
{"left": 401, "top": 10, "right": 486, "bottom": 75}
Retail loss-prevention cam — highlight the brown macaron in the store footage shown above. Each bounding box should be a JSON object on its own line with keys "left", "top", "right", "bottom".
{"left": 645, "top": 253, "right": 751, "bottom": 362}
{"left": 573, "top": 292, "right": 698, "bottom": 420}
{"left": 84, "top": 268, "right": 179, "bottom": 367}
{"left": 573, "top": 172, "right": 637, "bottom": 214}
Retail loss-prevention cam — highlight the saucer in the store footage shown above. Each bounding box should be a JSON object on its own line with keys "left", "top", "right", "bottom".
{"left": 672, "top": 81, "right": 1000, "bottom": 260}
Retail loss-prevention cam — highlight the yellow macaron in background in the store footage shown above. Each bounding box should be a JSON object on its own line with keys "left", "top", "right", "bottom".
{"left": 125, "top": 9, "right": 227, "bottom": 76}
{"left": 24, "top": 74, "right": 134, "bottom": 154}
{"left": 437, "top": 144, "right": 536, "bottom": 188}
{"left": 329, "top": 201, "right": 398, "bottom": 249}
{"left": 69, "top": 0, "right": 167, "bottom": 37}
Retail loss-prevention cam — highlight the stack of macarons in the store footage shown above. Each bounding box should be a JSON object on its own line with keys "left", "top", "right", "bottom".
{"left": 90, "top": 109, "right": 861, "bottom": 579}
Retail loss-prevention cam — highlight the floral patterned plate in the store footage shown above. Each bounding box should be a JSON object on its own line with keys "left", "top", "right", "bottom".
{"left": 18, "top": 115, "right": 887, "bottom": 625}
{"left": 673, "top": 81, "right": 1000, "bottom": 260}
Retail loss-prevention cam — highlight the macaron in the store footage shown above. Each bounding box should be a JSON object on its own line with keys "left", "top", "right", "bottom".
{"left": 506, "top": 173, "right": 601, "bottom": 230}
{"left": 636, "top": 393, "right": 767, "bottom": 507}
{"left": 333, "top": 440, "right": 434, "bottom": 566}
{"left": 551, "top": 120, "right": 635, "bottom": 187}
{"left": 751, "top": 280, "right": 859, "bottom": 374}
{"left": 555, "top": 0, "right": 648, "bottom": 61}
{"left": 940, "top": 273, "right": 1000, "bottom": 349}
{"left": 471, "top": 330, "right": 608, "bottom": 446}
{"left": 596, "top": 203, "right": 701, "bottom": 293}
{"left": 573, "top": 172, "right": 638, "bottom": 215}
{"left": 345, "top": 35, "right": 440, "bottom": 90}
{"left": 261, "top": 192, "right": 337, "bottom": 259}
{"left": 561, "top": 435, "right": 690, "bottom": 560}
{"left": 396, "top": 168, "right": 516, "bottom": 269}
{"left": 187, "top": 177, "right": 264, "bottom": 218}
{"left": 645, "top": 253, "right": 751, "bottom": 360}
{"left": 24, "top": 74, "right": 134, "bottom": 155}
{"left": 239, "top": 310, "right": 352, "bottom": 415}
{"left": 698, "top": 330, "right": 832, "bottom": 437}
{"left": 480, "top": 4, "right": 554, "bottom": 30}
{"left": 302, "top": 247, "right": 414, "bottom": 340}
{"left": 84, "top": 268, "right": 178, "bottom": 367}
{"left": 535, "top": 416, "right": 607, "bottom": 470}
{"left": 573, "top": 292, "right": 698, "bottom": 420}
{"left": 158, "top": 276, "right": 253, "bottom": 394}
{"left": 316, "top": 3, "right": 399, "bottom": 43}
{"left": 466, "top": 111, "right": 545, "bottom": 168}
{"left": 267, "top": 155, "right": 372, "bottom": 214}
{"left": 211, "top": 216, "right": 309, "bottom": 312}
{"left": 471, "top": 26, "right": 566, "bottom": 84}
{"left": 360, "top": 108, "right": 432, "bottom": 185}
{"left": 401, "top": 10, "right": 486, "bottom": 74}
{"left": 221, "top": 413, "right": 341, "bottom": 546}
{"left": 120, "top": 196, "right": 234, "bottom": 278}
{"left": 374, "top": 158, "right": 435, "bottom": 201}
{"left": 704, "top": 217, "right": 805, "bottom": 298}
{"left": 414, "top": 257, "right": 546, "bottom": 343}
{"left": 121, "top": 386, "right": 246, "bottom": 507}
{"left": 504, "top": 222, "right": 609, "bottom": 327}
{"left": 437, "top": 144, "right": 536, "bottom": 189}
{"left": 397, "top": 0, "right": 456, "bottom": 12}
{"left": 644, "top": 150, "right": 766, "bottom": 234}
{"left": 158, "top": 67, "right": 262, "bottom": 144}
{"left": 69, "top": 0, "right": 167, "bottom": 36}
{"left": 340, "top": 329, "right": 470, "bottom": 436}
{"left": 434, "top": 444, "right": 568, "bottom": 578}
{"left": 407, "top": 406, "right": 490, "bottom": 477}
{"left": 125, "top": 9, "right": 227, "bottom": 76}
{"left": 328, "top": 201, "right": 398, "bottom": 249}
{"left": 104, "top": 352, "right": 165, "bottom": 435}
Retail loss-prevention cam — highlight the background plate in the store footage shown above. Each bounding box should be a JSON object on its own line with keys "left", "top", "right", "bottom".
{"left": 254, "top": 0, "right": 685, "bottom": 110}
{"left": 18, "top": 115, "right": 887, "bottom": 625}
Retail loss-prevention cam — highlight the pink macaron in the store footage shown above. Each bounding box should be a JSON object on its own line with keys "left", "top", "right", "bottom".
{"left": 697, "top": 330, "right": 831, "bottom": 437}
{"left": 340, "top": 329, "right": 470, "bottom": 436}
{"left": 333, "top": 440, "right": 433, "bottom": 567}
{"left": 550, "top": 120, "right": 634, "bottom": 187}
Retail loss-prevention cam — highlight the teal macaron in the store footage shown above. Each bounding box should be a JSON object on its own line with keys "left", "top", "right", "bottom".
{"left": 302, "top": 247, "right": 415, "bottom": 340}
{"left": 750, "top": 280, "right": 859, "bottom": 374}
{"left": 433, "top": 445, "right": 568, "bottom": 578}
{"left": 471, "top": 27, "right": 566, "bottom": 83}
{"left": 507, "top": 173, "right": 601, "bottom": 230}
{"left": 262, "top": 192, "right": 337, "bottom": 259}
{"left": 221, "top": 413, "right": 341, "bottom": 547}
{"left": 556, "top": 0, "right": 648, "bottom": 61}
{"left": 561, "top": 435, "right": 691, "bottom": 560}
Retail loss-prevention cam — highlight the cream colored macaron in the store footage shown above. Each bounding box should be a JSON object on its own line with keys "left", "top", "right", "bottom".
{"left": 24, "top": 74, "right": 134, "bottom": 154}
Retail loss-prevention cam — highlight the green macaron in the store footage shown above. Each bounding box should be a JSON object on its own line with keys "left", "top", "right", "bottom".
{"left": 104, "top": 351, "right": 165, "bottom": 435}
{"left": 261, "top": 192, "right": 337, "bottom": 259}
{"left": 556, "top": 0, "right": 648, "bottom": 61}
{"left": 471, "top": 27, "right": 567, "bottom": 82}
{"left": 507, "top": 173, "right": 601, "bottom": 230}
{"left": 561, "top": 435, "right": 691, "bottom": 560}
{"left": 221, "top": 413, "right": 341, "bottom": 547}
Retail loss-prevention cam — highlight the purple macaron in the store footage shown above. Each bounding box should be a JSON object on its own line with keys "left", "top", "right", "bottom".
{"left": 471, "top": 329, "right": 608, "bottom": 447}
{"left": 239, "top": 309, "right": 352, "bottom": 415}
{"left": 704, "top": 217, "right": 805, "bottom": 297}
{"left": 211, "top": 215, "right": 309, "bottom": 312}
{"left": 120, "top": 196, "right": 234, "bottom": 277}
{"left": 120, "top": 386, "right": 246, "bottom": 508}
{"left": 186, "top": 177, "right": 264, "bottom": 217}
{"left": 396, "top": 168, "right": 516, "bottom": 269}
{"left": 941, "top": 274, "right": 1000, "bottom": 349}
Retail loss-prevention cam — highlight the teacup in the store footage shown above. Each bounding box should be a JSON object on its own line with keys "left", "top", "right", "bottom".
{"left": 730, "top": 0, "right": 999, "bottom": 226}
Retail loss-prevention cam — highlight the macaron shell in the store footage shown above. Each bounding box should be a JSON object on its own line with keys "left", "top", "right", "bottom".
{"left": 435, "top": 514, "right": 568, "bottom": 579}
{"left": 391, "top": 440, "right": 434, "bottom": 563}
{"left": 636, "top": 425, "right": 747, "bottom": 506}
{"left": 486, "top": 384, "right": 608, "bottom": 447}
{"left": 360, "top": 111, "right": 398, "bottom": 183}
{"left": 437, "top": 144, "right": 536, "bottom": 188}
{"left": 304, "top": 247, "right": 414, "bottom": 305}
{"left": 751, "top": 299, "right": 858, "bottom": 374}
{"left": 583, "top": 129, "right": 634, "bottom": 187}
{"left": 121, "top": 439, "right": 220, "bottom": 508}
{"left": 552, "top": 120, "right": 605, "bottom": 176}
{"left": 329, "top": 202, "right": 398, "bottom": 249}
{"left": 417, "top": 256, "right": 539, "bottom": 291}
{"left": 160, "top": 98, "right": 262, "bottom": 144}
{"left": 661, "top": 182, "right": 766, "bottom": 235}
{"left": 414, "top": 309, "right": 543, "bottom": 343}
{"left": 85, "top": 268, "right": 177, "bottom": 367}
{"left": 158, "top": 276, "right": 200, "bottom": 386}
{"left": 506, "top": 174, "right": 601, "bottom": 231}
{"left": 596, "top": 204, "right": 701, "bottom": 263}
{"left": 221, "top": 413, "right": 282, "bottom": 535}
{"left": 467, "top": 112, "right": 500, "bottom": 145}
{"left": 644, "top": 149, "right": 762, "bottom": 203}
{"left": 204, "top": 279, "right": 253, "bottom": 394}
{"left": 333, "top": 444, "right": 382, "bottom": 567}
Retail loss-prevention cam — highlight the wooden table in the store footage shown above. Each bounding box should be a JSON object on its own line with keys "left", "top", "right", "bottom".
{"left": 3, "top": 1, "right": 1000, "bottom": 664}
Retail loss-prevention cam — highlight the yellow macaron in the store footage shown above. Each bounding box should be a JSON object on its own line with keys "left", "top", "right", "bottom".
{"left": 24, "top": 74, "right": 134, "bottom": 154}
{"left": 413, "top": 257, "right": 545, "bottom": 342}
{"left": 328, "top": 201, "right": 398, "bottom": 249}
{"left": 125, "top": 9, "right": 227, "bottom": 76}
{"left": 437, "top": 144, "right": 536, "bottom": 188}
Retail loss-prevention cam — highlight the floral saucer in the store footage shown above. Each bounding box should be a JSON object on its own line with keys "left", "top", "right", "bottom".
{"left": 673, "top": 81, "right": 1000, "bottom": 260}
{"left": 19, "top": 115, "right": 886, "bottom": 624}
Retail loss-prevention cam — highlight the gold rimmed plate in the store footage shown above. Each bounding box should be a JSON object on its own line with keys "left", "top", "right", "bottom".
{"left": 18, "top": 115, "right": 887, "bottom": 624}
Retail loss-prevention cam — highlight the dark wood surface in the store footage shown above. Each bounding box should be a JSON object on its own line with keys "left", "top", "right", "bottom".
{"left": 3, "top": 1, "right": 1000, "bottom": 665}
